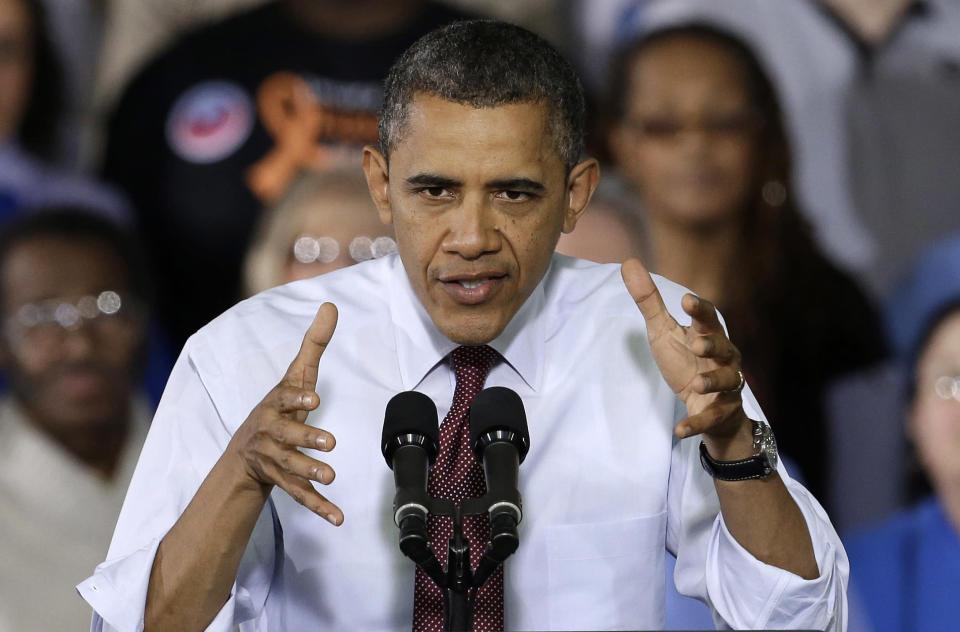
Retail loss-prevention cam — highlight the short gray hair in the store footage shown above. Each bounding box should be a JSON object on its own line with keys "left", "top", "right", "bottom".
{"left": 378, "top": 19, "right": 586, "bottom": 170}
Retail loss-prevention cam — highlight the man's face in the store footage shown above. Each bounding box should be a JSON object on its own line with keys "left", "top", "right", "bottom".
{"left": 364, "top": 95, "right": 597, "bottom": 344}
{"left": 0, "top": 237, "right": 144, "bottom": 434}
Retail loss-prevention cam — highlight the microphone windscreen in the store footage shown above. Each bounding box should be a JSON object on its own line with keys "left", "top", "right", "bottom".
{"left": 381, "top": 391, "right": 439, "bottom": 459}
{"left": 469, "top": 386, "right": 529, "bottom": 451}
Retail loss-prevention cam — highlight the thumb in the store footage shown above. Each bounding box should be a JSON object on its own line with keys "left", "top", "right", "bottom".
{"left": 283, "top": 302, "right": 338, "bottom": 390}
{"left": 621, "top": 258, "right": 671, "bottom": 331}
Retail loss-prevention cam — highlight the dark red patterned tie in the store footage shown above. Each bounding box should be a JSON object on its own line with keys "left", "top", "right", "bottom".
{"left": 412, "top": 345, "right": 503, "bottom": 632}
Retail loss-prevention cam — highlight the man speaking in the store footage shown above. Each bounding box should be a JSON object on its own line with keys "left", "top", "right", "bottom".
{"left": 80, "top": 20, "right": 847, "bottom": 631}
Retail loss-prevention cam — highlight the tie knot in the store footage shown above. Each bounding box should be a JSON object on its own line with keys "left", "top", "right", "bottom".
{"left": 450, "top": 344, "right": 499, "bottom": 384}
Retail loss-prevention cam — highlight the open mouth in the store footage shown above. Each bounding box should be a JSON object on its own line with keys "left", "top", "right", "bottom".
{"left": 439, "top": 273, "right": 507, "bottom": 305}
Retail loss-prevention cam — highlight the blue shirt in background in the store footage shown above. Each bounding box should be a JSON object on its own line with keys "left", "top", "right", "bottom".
{"left": 845, "top": 497, "right": 960, "bottom": 632}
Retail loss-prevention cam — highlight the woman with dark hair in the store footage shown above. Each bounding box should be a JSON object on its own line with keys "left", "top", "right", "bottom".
{"left": 0, "top": 0, "right": 126, "bottom": 220}
{"left": 605, "top": 24, "right": 887, "bottom": 506}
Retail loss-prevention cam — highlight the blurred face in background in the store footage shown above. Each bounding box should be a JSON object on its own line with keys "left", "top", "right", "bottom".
{"left": 0, "top": 0, "right": 32, "bottom": 142}
{"left": 910, "top": 310, "right": 960, "bottom": 493}
{"left": 283, "top": 186, "right": 394, "bottom": 283}
{"left": 610, "top": 36, "right": 760, "bottom": 229}
{"left": 0, "top": 237, "right": 145, "bottom": 437}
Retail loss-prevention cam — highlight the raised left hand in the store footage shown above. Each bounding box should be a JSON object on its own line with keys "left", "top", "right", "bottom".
{"left": 621, "top": 258, "right": 750, "bottom": 447}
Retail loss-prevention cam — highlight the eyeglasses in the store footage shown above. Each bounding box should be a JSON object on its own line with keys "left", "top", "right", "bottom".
{"left": 292, "top": 235, "right": 397, "bottom": 265}
{"left": 4, "top": 290, "right": 144, "bottom": 351}
{"left": 933, "top": 376, "right": 960, "bottom": 402}
{"left": 625, "top": 112, "right": 762, "bottom": 142}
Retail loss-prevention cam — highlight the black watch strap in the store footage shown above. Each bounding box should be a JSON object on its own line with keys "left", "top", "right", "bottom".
{"left": 699, "top": 441, "right": 774, "bottom": 481}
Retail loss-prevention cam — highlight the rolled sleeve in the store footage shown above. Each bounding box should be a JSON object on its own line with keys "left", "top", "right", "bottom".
{"left": 668, "top": 374, "right": 848, "bottom": 630}
{"left": 707, "top": 478, "right": 849, "bottom": 631}
{"left": 76, "top": 337, "right": 279, "bottom": 631}
{"left": 78, "top": 537, "right": 160, "bottom": 632}
{"left": 78, "top": 517, "right": 276, "bottom": 632}
{"left": 83, "top": 585, "right": 241, "bottom": 632}
{"left": 79, "top": 546, "right": 240, "bottom": 632}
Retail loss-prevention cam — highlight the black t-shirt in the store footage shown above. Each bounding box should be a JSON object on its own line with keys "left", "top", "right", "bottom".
{"left": 103, "top": 1, "right": 472, "bottom": 349}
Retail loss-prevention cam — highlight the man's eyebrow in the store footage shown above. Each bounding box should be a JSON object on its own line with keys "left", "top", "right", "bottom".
{"left": 487, "top": 178, "right": 547, "bottom": 193}
{"left": 405, "top": 174, "right": 461, "bottom": 188}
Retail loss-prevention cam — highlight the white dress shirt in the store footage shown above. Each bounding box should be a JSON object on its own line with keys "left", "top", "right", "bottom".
{"left": 79, "top": 254, "right": 847, "bottom": 631}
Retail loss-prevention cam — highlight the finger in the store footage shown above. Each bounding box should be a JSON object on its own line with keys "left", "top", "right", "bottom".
{"left": 273, "top": 385, "right": 321, "bottom": 415}
{"left": 621, "top": 258, "right": 675, "bottom": 338}
{"left": 255, "top": 438, "right": 337, "bottom": 485}
{"left": 270, "top": 447, "right": 337, "bottom": 485}
{"left": 674, "top": 395, "right": 742, "bottom": 438}
{"left": 275, "top": 474, "right": 344, "bottom": 525}
{"left": 681, "top": 293, "right": 722, "bottom": 335}
{"left": 270, "top": 418, "right": 336, "bottom": 452}
{"left": 690, "top": 334, "right": 737, "bottom": 363}
{"left": 693, "top": 367, "right": 744, "bottom": 394}
{"left": 283, "top": 302, "right": 338, "bottom": 390}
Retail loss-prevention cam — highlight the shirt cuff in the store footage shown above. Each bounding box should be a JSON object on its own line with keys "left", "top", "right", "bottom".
{"left": 706, "top": 479, "right": 849, "bottom": 631}
{"left": 77, "top": 537, "right": 245, "bottom": 632}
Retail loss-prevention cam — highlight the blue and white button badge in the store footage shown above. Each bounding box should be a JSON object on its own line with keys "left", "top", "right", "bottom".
{"left": 166, "top": 80, "right": 255, "bottom": 164}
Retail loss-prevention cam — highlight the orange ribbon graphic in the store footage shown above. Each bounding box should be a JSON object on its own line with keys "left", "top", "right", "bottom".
{"left": 247, "top": 72, "right": 379, "bottom": 202}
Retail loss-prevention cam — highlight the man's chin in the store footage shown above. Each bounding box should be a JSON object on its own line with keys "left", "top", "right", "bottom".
{"left": 433, "top": 311, "right": 509, "bottom": 346}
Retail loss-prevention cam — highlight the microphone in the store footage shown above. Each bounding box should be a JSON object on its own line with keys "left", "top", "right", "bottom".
{"left": 381, "top": 390, "right": 440, "bottom": 526}
{"left": 469, "top": 386, "right": 529, "bottom": 587}
{"left": 381, "top": 391, "right": 444, "bottom": 583}
{"left": 470, "top": 386, "right": 530, "bottom": 524}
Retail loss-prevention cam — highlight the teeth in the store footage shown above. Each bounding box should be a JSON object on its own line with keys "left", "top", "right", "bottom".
{"left": 459, "top": 279, "right": 487, "bottom": 289}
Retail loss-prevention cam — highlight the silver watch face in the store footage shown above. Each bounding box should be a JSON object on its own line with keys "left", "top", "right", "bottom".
{"left": 753, "top": 421, "right": 778, "bottom": 472}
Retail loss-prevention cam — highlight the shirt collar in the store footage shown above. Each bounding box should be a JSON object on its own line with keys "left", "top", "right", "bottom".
{"left": 388, "top": 254, "right": 546, "bottom": 392}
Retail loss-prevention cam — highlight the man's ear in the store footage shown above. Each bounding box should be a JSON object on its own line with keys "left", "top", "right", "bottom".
{"left": 562, "top": 157, "right": 600, "bottom": 233}
{"left": 362, "top": 145, "right": 393, "bottom": 225}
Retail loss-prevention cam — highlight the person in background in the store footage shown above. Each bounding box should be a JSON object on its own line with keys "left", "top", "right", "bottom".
{"left": 102, "top": 0, "right": 474, "bottom": 351}
{"left": 0, "top": 0, "right": 126, "bottom": 222}
{"left": 0, "top": 209, "right": 152, "bottom": 630}
{"left": 555, "top": 170, "right": 647, "bottom": 264}
{"left": 243, "top": 168, "right": 395, "bottom": 296}
{"left": 843, "top": 234, "right": 960, "bottom": 632}
{"left": 94, "top": 0, "right": 270, "bottom": 117}
{"left": 605, "top": 23, "right": 886, "bottom": 507}
{"left": 576, "top": 0, "right": 960, "bottom": 296}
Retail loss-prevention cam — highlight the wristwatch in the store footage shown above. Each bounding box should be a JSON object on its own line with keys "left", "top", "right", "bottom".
{"left": 699, "top": 418, "right": 778, "bottom": 481}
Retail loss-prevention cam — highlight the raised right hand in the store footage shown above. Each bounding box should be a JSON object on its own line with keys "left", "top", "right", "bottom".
{"left": 226, "top": 302, "right": 343, "bottom": 525}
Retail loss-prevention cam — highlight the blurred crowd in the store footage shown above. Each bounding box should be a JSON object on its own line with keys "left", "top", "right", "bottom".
{"left": 0, "top": 0, "right": 957, "bottom": 630}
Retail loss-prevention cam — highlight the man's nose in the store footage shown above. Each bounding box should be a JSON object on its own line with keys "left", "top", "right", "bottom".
{"left": 60, "top": 324, "right": 97, "bottom": 359}
{"left": 441, "top": 194, "right": 501, "bottom": 259}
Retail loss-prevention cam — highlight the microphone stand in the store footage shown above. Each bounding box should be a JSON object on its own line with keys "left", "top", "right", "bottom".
{"left": 444, "top": 505, "right": 473, "bottom": 632}
{"left": 395, "top": 495, "right": 519, "bottom": 632}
